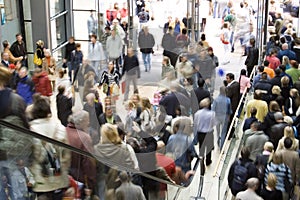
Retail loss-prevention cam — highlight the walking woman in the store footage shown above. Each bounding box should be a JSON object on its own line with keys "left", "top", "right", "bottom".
{"left": 98, "top": 61, "right": 120, "bottom": 97}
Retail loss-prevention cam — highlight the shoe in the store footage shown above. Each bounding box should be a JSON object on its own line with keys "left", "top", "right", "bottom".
{"left": 231, "top": 47, "right": 234, "bottom": 53}
{"left": 145, "top": 69, "right": 148, "bottom": 72}
{"left": 206, "top": 160, "right": 212, "bottom": 166}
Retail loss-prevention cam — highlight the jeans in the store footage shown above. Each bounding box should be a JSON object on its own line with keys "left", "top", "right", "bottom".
{"left": 213, "top": 1, "right": 218, "bottom": 18}
{"left": 142, "top": 53, "right": 151, "bottom": 71}
{"left": 124, "top": 74, "right": 138, "bottom": 101}
{"left": 216, "top": 116, "right": 229, "bottom": 149}
{"left": 90, "top": 60, "right": 100, "bottom": 77}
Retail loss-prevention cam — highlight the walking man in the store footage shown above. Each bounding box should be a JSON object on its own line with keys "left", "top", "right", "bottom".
{"left": 138, "top": 26, "right": 155, "bottom": 72}
{"left": 122, "top": 48, "right": 140, "bottom": 102}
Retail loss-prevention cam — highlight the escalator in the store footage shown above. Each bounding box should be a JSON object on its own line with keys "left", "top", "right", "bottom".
{"left": 0, "top": 119, "right": 204, "bottom": 200}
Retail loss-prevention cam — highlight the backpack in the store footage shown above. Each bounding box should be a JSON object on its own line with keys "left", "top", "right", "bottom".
{"left": 232, "top": 160, "right": 250, "bottom": 193}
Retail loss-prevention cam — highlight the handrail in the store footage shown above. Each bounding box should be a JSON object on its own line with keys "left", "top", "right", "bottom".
{"left": 213, "top": 65, "right": 256, "bottom": 177}
{"left": 0, "top": 119, "right": 189, "bottom": 188}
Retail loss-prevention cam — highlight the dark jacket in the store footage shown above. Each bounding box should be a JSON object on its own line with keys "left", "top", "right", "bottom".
{"left": 71, "top": 50, "right": 83, "bottom": 69}
{"left": 261, "top": 112, "right": 277, "bottom": 136}
{"left": 245, "top": 46, "right": 259, "bottom": 67}
{"left": 228, "top": 158, "right": 257, "bottom": 196}
{"left": 226, "top": 81, "right": 240, "bottom": 113}
{"left": 122, "top": 55, "right": 140, "bottom": 77}
{"left": 254, "top": 79, "right": 273, "bottom": 103}
{"left": 16, "top": 75, "right": 35, "bottom": 105}
{"left": 98, "top": 113, "right": 122, "bottom": 127}
{"left": 159, "top": 91, "right": 190, "bottom": 118}
{"left": 10, "top": 41, "right": 26, "bottom": 58}
{"left": 243, "top": 116, "right": 258, "bottom": 132}
{"left": 1, "top": 60, "right": 9, "bottom": 67}
{"left": 270, "top": 122, "right": 288, "bottom": 149}
{"left": 56, "top": 93, "right": 73, "bottom": 127}
{"left": 77, "top": 64, "right": 96, "bottom": 87}
{"left": 64, "top": 42, "right": 76, "bottom": 61}
{"left": 270, "top": 75, "right": 282, "bottom": 87}
{"left": 138, "top": 31, "right": 155, "bottom": 54}
{"left": 83, "top": 102, "right": 103, "bottom": 131}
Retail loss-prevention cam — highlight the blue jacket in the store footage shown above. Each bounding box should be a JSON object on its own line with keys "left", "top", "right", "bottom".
{"left": 17, "top": 76, "right": 35, "bottom": 105}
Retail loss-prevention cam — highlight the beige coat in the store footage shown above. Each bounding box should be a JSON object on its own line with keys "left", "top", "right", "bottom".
{"left": 279, "top": 148, "right": 300, "bottom": 184}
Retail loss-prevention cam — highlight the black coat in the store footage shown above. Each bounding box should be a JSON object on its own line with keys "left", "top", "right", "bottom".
{"left": 56, "top": 93, "right": 73, "bottom": 127}
{"left": 226, "top": 81, "right": 240, "bottom": 113}
{"left": 98, "top": 113, "right": 122, "bottom": 127}
{"left": 228, "top": 158, "right": 257, "bottom": 196}
{"left": 159, "top": 92, "right": 190, "bottom": 118}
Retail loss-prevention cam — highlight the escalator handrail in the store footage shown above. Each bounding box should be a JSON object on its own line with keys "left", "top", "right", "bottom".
{"left": 0, "top": 119, "right": 194, "bottom": 188}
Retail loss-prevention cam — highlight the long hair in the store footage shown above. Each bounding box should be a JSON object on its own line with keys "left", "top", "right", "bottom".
{"left": 101, "top": 123, "right": 122, "bottom": 145}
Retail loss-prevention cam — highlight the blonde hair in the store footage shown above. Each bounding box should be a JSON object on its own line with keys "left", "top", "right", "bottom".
{"left": 272, "top": 151, "right": 283, "bottom": 164}
{"left": 282, "top": 55, "right": 290, "bottom": 66}
{"left": 284, "top": 126, "right": 295, "bottom": 138}
{"left": 281, "top": 76, "right": 290, "bottom": 87}
{"left": 0, "top": 66, "right": 11, "bottom": 86}
{"left": 101, "top": 123, "right": 122, "bottom": 145}
{"left": 267, "top": 173, "right": 277, "bottom": 189}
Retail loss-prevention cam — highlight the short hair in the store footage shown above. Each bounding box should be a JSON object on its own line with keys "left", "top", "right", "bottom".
{"left": 199, "top": 97, "right": 210, "bottom": 108}
{"left": 219, "top": 86, "right": 226, "bottom": 95}
{"left": 197, "top": 77, "right": 205, "bottom": 87}
{"left": 182, "top": 28, "right": 187, "bottom": 35}
{"left": 90, "top": 34, "right": 97, "bottom": 39}
{"left": 68, "top": 110, "right": 89, "bottom": 126}
{"left": 274, "top": 68, "right": 281, "bottom": 76}
{"left": 200, "top": 33, "right": 206, "bottom": 41}
{"left": 57, "top": 85, "right": 65, "bottom": 94}
{"left": 119, "top": 171, "right": 129, "bottom": 182}
{"left": 284, "top": 137, "right": 293, "bottom": 149}
{"left": 105, "top": 26, "right": 111, "bottom": 31}
{"left": 263, "top": 60, "right": 270, "bottom": 67}
{"left": 264, "top": 141, "right": 274, "bottom": 152}
{"left": 31, "top": 95, "right": 51, "bottom": 119}
{"left": 250, "top": 107, "right": 257, "bottom": 116}
{"left": 226, "top": 73, "right": 234, "bottom": 80}
{"left": 269, "top": 101, "right": 280, "bottom": 112}
{"left": 15, "top": 33, "right": 22, "bottom": 37}
{"left": 258, "top": 66, "right": 265, "bottom": 72}
{"left": 261, "top": 72, "right": 268, "bottom": 79}
{"left": 245, "top": 178, "right": 259, "bottom": 189}
{"left": 75, "top": 43, "right": 81, "bottom": 48}
{"left": 241, "top": 146, "right": 250, "bottom": 159}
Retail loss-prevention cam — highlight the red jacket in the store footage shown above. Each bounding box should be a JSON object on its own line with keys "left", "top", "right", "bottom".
{"left": 32, "top": 71, "right": 52, "bottom": 96}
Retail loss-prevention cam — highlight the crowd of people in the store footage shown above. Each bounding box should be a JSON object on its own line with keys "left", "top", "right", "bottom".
{"left": 1, "top": 0, "right": 300, "bottom": 200}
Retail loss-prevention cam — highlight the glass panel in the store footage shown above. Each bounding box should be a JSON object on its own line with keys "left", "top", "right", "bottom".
{"left": 49, "top": 0, "right": 65, "bottom": 17}
{"left": 73, "top": 10, "right": 91, "bottom": 40}
{"left": 50, "top": 15, "right": 66, "bottom": 49}
{"left": 73, "top": 0, "right": 95, "bottom": 10}
{"left": 0, "top": 117, "right": 201, "bottom": 199}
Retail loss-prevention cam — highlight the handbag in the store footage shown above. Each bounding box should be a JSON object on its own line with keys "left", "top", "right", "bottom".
{"left": 33, "top": 51, "right": 42, "bottom": 66}
{"left": 111, "top": 83, "right": 120, "bottom": 96}
{"left": 102, "top": 83, "right": 108, "bottom": 94}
